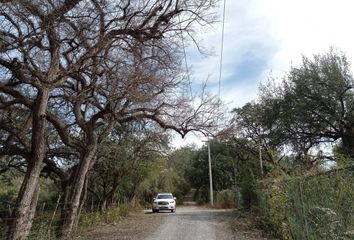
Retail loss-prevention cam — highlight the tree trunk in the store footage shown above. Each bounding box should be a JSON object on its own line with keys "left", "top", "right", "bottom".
{"left": 58, "top": 178, "right": 70, "bottom": 233}
{"left": 7, "top": 88, "right": 49, "bottom": 240}
{"left": 342, "top": 130, "right": 354, "bottom": 160}
{"left": 24, "top": 184, "right": 40, "bottom": 237}
{"left": 60, "top": 141, "right": 97, "bottom": 238}
{"left": 75, "top": 176, "right": 88, "bottom": 229}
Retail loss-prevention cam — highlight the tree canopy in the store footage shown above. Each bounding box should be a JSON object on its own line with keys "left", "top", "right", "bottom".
{"left": 233, "top": 49, "right": 354, "bottom": 165}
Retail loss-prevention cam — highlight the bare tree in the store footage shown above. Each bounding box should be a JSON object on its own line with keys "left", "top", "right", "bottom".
{"left": 0, "top": 0, "right": 220, "bottom": 239}
{"left": 48, "top": 41, "right": 221, "bottom": 237}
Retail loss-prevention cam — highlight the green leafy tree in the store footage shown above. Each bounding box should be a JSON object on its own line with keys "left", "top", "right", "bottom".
{"left": 186, "top": 141, "right": 235, "bottom": 199}
{"left": 87, "top": 125, "right": 169, "bottom": 210}
{"left": 266, "top": 50, "right": 354, "bottom": 159}
{"left": 234, "top": 49, "right": 354, "bottom": 165}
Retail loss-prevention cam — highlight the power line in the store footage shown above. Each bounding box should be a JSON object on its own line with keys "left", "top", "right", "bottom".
{"left": 179, "top": 16, "right": 193, "bottom": 99}
{"left": 181, "top": 33, "right": 192, "bottom": 99}
{"left": 218, "top": 0, "right": 227, "bottom": 99}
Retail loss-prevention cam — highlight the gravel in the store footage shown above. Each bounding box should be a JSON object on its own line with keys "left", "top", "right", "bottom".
{"left": 73, "top": 206, "right": 269, "bottom": 240}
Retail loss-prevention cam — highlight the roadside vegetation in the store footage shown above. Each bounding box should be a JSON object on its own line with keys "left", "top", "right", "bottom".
{"left": 226, "top": 49, "right": 354, "bottom": 239}
{"left": 0, "top": 1, "right": 353, "bottom": 240}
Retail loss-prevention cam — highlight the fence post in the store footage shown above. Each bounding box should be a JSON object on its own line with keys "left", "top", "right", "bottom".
{"left": 47, "top": 194, "right": 61, "bottom": 235}
{"left": 299, "top": 181, "right": 309, "bottom": 239}
{"left": 42, "top": 202, "right": 46, "bottom": 212}
{"left": 8, "top": 204, "right": 13, "bottom": 216}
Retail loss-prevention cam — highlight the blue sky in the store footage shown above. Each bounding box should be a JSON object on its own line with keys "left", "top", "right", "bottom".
{"left": 173, "top": 0, "right": 354, "bottom": 148}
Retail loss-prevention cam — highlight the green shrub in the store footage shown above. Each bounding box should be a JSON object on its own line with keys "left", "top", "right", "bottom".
{"left": 215, "top": 189, "right": 236, "bottom": 208}
{"left": 118, "top": 203, "right": 129, "bottom": 217}
{"left": 257, "top": 181, "right": 292, "bottom": 239}
{"left": 254, "top": 168, "right": 354, "bottom": 240}
{"left": 238, "top": 161, "right": 261, "bottom": 209}
{"left": 29, "top": 220, "right": 56, "bottom": 240}
{"left": 285, "top": 169, "right": 354, "bottom": 240}
{"left": 196, "top": 185, "right": 209, "bottom": 204}
{"left": 74, "top": 202, "right": 132, "bottom": 235}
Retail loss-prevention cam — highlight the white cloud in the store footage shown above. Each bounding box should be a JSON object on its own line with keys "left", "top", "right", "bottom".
{"left": 186, "top": 0, "right": 277, "bottom": 85}
{"left": 173, "top": 0, "right": 354, "bottom": 148}
{"left": 189, "top": 0, "right": 354, "bottom": 97}
{"left": 171, "top": 131, "right": 206, "bottom": 149}
{"left": 261, "top": 0, "right": 354, "bottom": 76}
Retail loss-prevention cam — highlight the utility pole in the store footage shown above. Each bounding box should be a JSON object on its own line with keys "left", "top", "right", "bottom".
{"left": 259, "top": 141, "right": 263, "bottom": 177}
{"left": 207, "top": 140, "right": 214, "bottom": 206}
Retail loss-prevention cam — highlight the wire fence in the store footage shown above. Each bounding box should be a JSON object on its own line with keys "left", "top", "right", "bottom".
{"left": 257, "top": 167, "right": 354, "bottom": 240}
{"left": 0, "top": 199, "right": 132, "bottom": 240}
{"left": 286, "top": 168, "right": 354, "bottom": 239}
{"left": 1, "top": 168, "right": 353, "bottom": 240}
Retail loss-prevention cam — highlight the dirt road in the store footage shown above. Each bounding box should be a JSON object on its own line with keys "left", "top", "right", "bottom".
{"left": 145, "top": 206, "right": 237, "bottom": 240}
{"left": 75, "top": 206, "right": 267, "bottom": 240}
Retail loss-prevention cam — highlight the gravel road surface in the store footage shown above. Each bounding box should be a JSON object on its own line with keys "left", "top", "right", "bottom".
{"left": 145, "top": 206, "right": 235, "bottom": 240}
{"left": 74, "top": 206, "right": 268, "bottom": 240}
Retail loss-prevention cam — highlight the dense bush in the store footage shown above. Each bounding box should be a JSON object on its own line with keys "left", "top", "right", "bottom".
{"left": 256, "top": 178, "right": 292, "bottom": 239}
{"left": 214, "top": 189, "right": 236, "bottom": 209}
{"left": 238, "top": 162, "right": 260, "bottom": 209}
{"left": 254, "top": 167, "right": 354, "bottom": 240}
{"left": 196, "top": 185, "right": 209, "bottom": 204}
{"left": 285, "top": 168, "right": 354, "bottom": 240}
